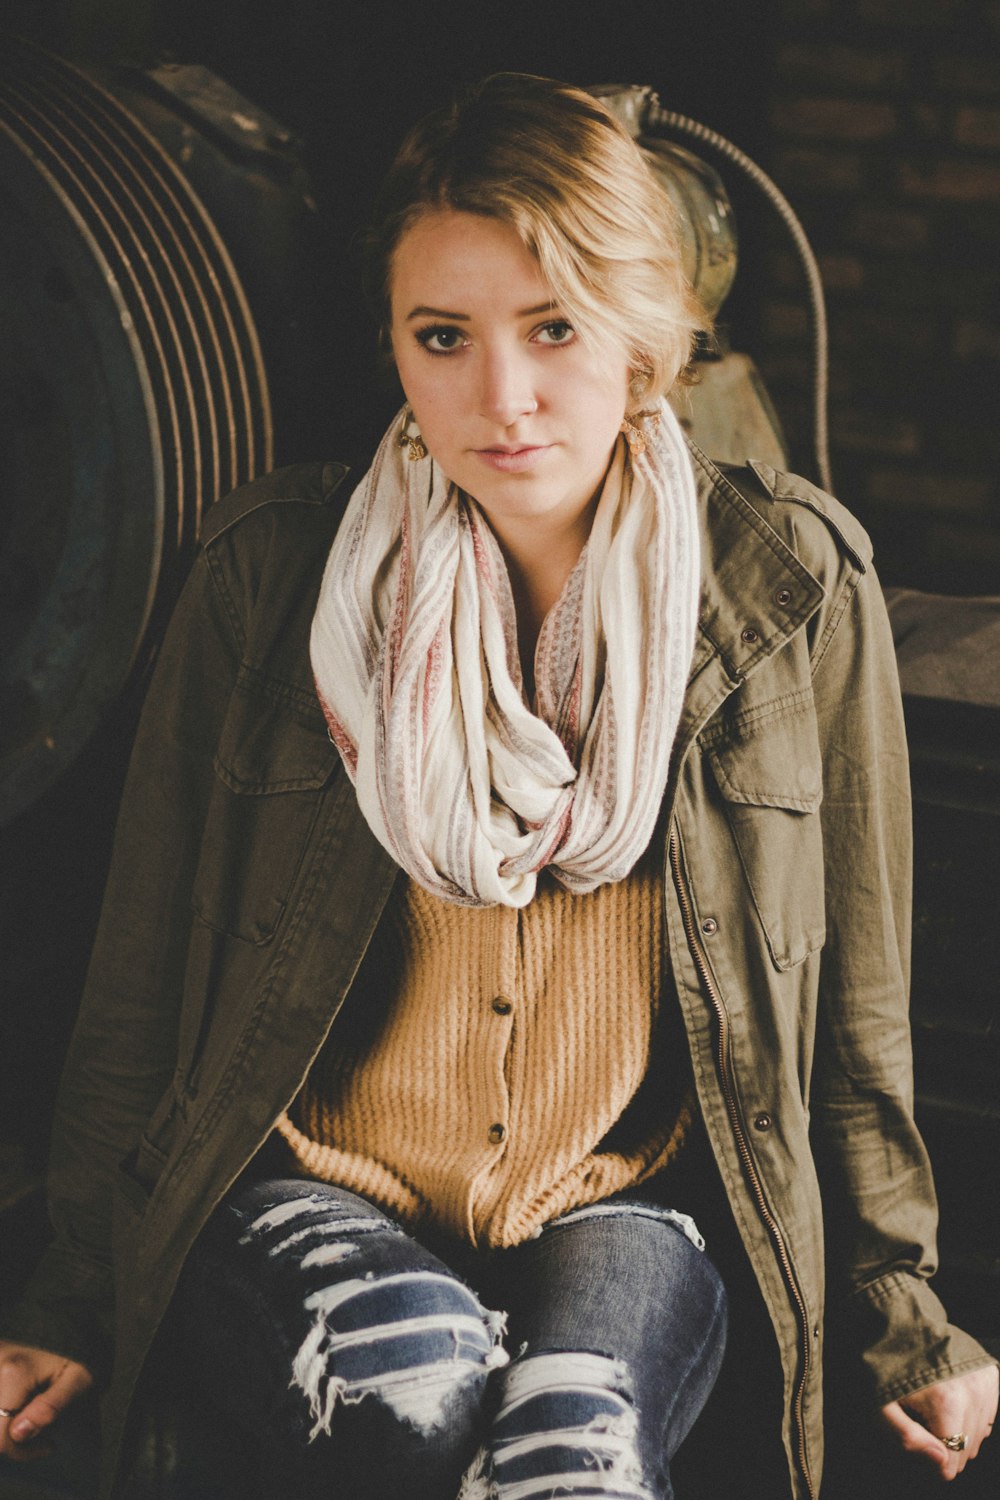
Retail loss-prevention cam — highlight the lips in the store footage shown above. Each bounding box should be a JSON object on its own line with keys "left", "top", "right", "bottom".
{"left": 474, "top": 445, "right": 552, "bottom": 473}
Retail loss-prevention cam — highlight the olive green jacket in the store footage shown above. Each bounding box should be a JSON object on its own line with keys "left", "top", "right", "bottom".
{"left": 4, "top": 448, "right": 990, "bottom": 1499}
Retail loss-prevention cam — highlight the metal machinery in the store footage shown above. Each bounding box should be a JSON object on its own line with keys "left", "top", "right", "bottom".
{"left": 595, "top": 84, "right": 819, "bottom": 485}
{"left": 0, "top": 37, "right": 335, "bottom": 826}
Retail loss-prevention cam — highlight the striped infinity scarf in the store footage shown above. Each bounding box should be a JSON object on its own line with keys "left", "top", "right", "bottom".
{"left": 310, "top": 400, "right": 700, "bottom": 907}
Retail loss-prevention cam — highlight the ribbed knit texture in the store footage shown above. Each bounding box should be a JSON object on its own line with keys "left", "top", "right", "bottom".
{"left": 276, "top": 839, "right": 692, "bottom": 1248}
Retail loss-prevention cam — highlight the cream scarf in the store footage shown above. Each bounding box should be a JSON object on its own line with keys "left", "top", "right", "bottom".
{"left": 310, "top": 400, "right": 700, "bottom": 907}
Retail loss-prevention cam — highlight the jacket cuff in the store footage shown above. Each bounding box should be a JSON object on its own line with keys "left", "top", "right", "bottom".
{"left": 0, "top": 1243, "right": 114, "bottom": 1388}
{"left": 853, "top": 1271, "right": 998, "bottom": 1405}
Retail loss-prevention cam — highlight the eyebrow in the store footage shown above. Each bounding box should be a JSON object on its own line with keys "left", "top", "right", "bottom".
{"left": 405, "top": 301, "right": 557, "bottom": 321}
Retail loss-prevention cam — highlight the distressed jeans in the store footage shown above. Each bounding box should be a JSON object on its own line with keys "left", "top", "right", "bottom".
{"left": 174, "top": 1177, "right": 727, "bottom": 1500}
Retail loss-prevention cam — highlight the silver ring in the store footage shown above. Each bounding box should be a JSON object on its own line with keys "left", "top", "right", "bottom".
{"left": 0, "top": 1406, "right": 18, "bottom": 1419}
{"left": 941, "top": 1432, "right": 968, "bottom": 1452}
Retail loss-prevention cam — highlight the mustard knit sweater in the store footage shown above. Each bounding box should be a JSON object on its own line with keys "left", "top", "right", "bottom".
{"left": 276, "top": 837, "right": 691, "bottom": 1248}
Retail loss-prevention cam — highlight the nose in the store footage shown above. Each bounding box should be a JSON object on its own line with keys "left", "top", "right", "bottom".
{"left": 478, "top": 345, "right": 538, "bottom": 426}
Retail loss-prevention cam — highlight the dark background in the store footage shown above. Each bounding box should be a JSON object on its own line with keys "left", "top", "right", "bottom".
{"left": 0, "top": 3, "right": 998, "bottom": 1495}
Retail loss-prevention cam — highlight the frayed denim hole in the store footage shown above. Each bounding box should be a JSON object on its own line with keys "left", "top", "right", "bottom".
{"left": 486, "top": 1350, "right": 657, "bottom": 1500}
{"left": 289, "top": 1270, "right": 508, "bottom": 1442}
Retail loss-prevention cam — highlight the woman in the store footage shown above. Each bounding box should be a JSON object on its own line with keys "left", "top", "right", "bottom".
{"left": 0, "top": 73, "right": 995, "bottom": 1500}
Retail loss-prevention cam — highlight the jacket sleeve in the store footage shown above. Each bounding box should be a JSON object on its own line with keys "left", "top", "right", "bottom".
{"left": 0, "top": 545, "right": 241, "bottom": 1383}
{"left": 808, "top": 558, "right": 994, "bottom": 1402}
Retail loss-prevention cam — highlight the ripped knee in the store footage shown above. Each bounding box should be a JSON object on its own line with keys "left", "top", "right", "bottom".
{"left": 460, "top": 1349, "right": 656, "bottom": 1500}
{"left": 290, "top": 1270, "right": 508, "bottom": 1441}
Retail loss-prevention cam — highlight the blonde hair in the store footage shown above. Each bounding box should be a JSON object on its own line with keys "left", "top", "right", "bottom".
{"left": 367, "top": 73, "right": 707, "bottom": 410}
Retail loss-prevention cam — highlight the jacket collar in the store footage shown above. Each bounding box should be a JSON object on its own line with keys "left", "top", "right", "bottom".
{"left": 692, "top": 446, "right": 826, "bottom": 680}
{"left": 674, "top": 446, "right": 828, "bottom": 751}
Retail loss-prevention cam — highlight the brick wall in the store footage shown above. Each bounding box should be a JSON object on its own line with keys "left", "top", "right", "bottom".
{"left": 756, "top": 0, "right": 1000, "bottom": 593}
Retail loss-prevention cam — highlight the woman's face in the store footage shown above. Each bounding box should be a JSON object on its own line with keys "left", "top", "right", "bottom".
{"left": 389, "top": 210, "right": 630, "bottom": 539}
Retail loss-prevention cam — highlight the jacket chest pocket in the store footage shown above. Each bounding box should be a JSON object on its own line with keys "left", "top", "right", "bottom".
{"left": 192, "top": 670, "right": 340, "bottom": 944}
{"left": 704, "top": 693, "right": 826, "bottom": 970}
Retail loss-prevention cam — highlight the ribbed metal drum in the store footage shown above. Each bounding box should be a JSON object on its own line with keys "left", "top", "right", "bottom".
{"left": 0, "top": 38, "right": 272, "bottom": 825}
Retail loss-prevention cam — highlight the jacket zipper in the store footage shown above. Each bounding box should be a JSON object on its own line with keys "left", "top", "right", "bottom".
{"left": 669, "top": 825, "right": 816, "bottom": 1500}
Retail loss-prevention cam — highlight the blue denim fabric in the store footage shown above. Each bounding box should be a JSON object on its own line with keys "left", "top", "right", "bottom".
{"left": 174, "top": 1178, "right": 727, "bottom": 1500}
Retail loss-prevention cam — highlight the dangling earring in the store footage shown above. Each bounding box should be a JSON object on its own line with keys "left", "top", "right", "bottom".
{"left": 620, "top": 415, "right": 646, "bottom": 458}
{"left": 399, "top": 407, "right": 428, "bottom": 462}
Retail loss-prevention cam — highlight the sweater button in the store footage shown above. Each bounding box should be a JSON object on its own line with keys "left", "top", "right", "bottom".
{"left": 488, "top": 1123, "right": 506, "bottom": 1144}
{"left": 754, "top": 1112, "right": 773, "bottom": 1132}
{"left": 492, "top": 995, "right": 513, "bottom": 1015}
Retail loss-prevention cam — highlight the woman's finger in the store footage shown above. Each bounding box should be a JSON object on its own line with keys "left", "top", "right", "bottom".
{"left": 0, "top": 1346, "right": 43, "bottom": 1454}
{"left": 0, "top": 1347, "right": 93, "bottom": 1461}
{"left": 9, "top": 1359, "right": 93, "bottom": 1441}
{"left": 893, "top": 1364, "right": 999, "bottom": 1473}
{"left": 880, "top": 1399, "right": 960, "bottom": 1480}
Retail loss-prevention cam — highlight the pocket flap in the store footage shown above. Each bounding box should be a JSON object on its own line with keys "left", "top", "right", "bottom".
{"left": 705, "top": 692, "right": 823, "bottom": 813}
{"left": 702, "top": 690, "right": 826, "bottom": 969}
{"left": 214, "top": 668, "right": 337, "bottom": 795}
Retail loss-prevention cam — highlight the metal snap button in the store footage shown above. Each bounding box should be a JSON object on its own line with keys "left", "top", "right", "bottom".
{"left": 741, "top": 627, "right": 760, "bottom": 644}
{"left": 753, "top": 1112, "right": 773, "bottom": 1132}
{"left": 775, "top": 588, "right": 792, "bottom": 607}
{"left": 701, "top": 917, "right": 718, "bottom": 936}
{"left": 492, "top": 996, "right": 513, "bottom": 1015}
{"left": 488, "top": 1123, "right": 506, "bottom": 1144}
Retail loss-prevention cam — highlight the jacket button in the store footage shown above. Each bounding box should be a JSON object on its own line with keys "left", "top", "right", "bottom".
{"left": 492, "top": 995, "right": 513, "bottom": 1015}
{"left": 741, "top": 627, "right": 759, "bottom": 644}
{"left": 488, "top": 1123, "right": 506, "bottom": 1144}
{"left": 775, "top": 588, "right": 792, "bottom": 607}
{"left": 701, "top": 917, "right": 718, "bottom": 936}
{"left": 753, "top": 1112, "right": 773, "bottom": 1132}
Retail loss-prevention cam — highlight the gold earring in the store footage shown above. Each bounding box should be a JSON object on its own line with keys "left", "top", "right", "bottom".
{"left": 399, "top": 408, "right": 428, "bottom": 462}
{"left": 620, "top": 415, "right": 646, "bottom": 458}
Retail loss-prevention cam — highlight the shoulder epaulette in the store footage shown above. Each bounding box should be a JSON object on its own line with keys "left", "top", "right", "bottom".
{"left": 742, "top": 458, "right": 872, "bottom": 573}
{"left": 199, "top": 460, "right": 350, "bottom": 548}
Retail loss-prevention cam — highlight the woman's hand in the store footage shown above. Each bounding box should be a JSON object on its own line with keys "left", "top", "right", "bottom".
{"left": 0, "top": 1341, "right": 94, "bottom": 1461}
{"left": 880, "top": 1363, "right": 999, "bottom": 1480}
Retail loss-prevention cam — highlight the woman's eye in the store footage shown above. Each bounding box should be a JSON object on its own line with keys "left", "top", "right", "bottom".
{"left": 415, "top": 326, "right": 467, "bottom": 354}
{"left": 534, "top": 320, "right": 575, "bottom": 346}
